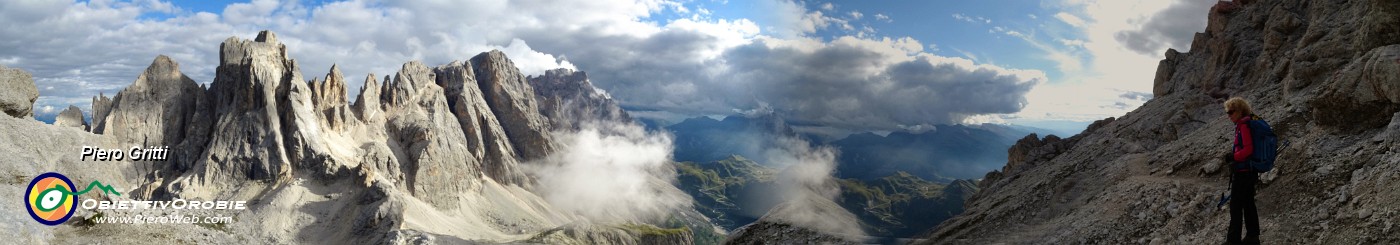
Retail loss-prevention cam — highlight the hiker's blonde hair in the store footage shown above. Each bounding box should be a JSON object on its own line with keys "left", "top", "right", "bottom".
{"left": 1223, "top": 97, "right": 1252, "bottom": 116}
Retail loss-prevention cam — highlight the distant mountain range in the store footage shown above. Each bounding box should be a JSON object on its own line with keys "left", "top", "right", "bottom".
{"left": 662, "top": 114, "right": 1039, "bottom": 182}
{"left": 673, "top": 155, "right": 976, "bottom": 239}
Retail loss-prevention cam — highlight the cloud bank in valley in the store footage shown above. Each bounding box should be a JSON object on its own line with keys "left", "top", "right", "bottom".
{"left": 759, "top": 137, "right": 864, "bottom": 237}
{"left": 526, "top": 121, "right": 690, "bottom": 223}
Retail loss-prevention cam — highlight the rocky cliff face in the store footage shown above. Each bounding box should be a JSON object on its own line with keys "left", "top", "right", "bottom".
{"left": 1, "top": 30, "right": 695, "bottom": 244}
{"left": 927, "top": 0, "right": 1400, "bottom": 244}
{"left": 432, "top": 60, "right": 528, "bottom": 186}
{"left": 471, "top": 50, "right": 556, "bottom": 161}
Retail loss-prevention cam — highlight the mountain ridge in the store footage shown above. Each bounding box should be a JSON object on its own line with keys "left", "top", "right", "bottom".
{"left": 1, "top": 30, "right": 700, "bottom": 244}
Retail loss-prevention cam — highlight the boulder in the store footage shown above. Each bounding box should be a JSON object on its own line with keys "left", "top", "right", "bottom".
{"left": 0, "top": 64, "right": 38, "bottom": 118}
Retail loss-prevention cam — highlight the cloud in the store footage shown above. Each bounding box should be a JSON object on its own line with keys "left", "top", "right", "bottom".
{"left": 760, "top": 136, "right": 864, "bottom": 237}
{"left": 1009, "top": 0, "right": 1210, "bottom": 122}
{"left": 1119, "top": 91, "right": 1152, "bottom": 101}
{"left": 544, "top": 33, "right": 1043, "bottom": 130}
{"left": 1112, "top": 0, "right": 1213, "bottom": 55}
{"left": 5, "top": 0, "right": 1045, "bottom": 131}
{"left": 952, "top": 13, "right": 990, "bottom": 24}
{"left": 1054, "top": 12, "right": 1087, "bottom": 27}
{"left": 2, "top": 0, "right": 650, "bottom": 120}
{"left": 527, "top": 121, "right": 691, "bottom": 223}
{"left": 874, "top": 13, "right": 890, "bottom": 22}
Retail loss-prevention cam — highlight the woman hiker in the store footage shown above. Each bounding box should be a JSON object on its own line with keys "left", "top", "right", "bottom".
{"left": 1222, "top": 97, "right": 1260, "bottom": 245}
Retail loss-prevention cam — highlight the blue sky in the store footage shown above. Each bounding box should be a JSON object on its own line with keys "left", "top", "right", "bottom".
{"left": 3, "top": 0, "right": 1214, "bottom": 134}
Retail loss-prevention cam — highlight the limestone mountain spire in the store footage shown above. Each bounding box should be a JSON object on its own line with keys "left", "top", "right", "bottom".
{"left": 353, "top": 73, "right": 381, "bottom": 121}
{"left": 471, "top": 50, "right": 555, "bottom": 160}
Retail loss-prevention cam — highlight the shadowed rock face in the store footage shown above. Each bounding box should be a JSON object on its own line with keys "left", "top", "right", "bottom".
{"left": 100, "top": 55, "right": 207, "bottom": 176}
{"left": 926, "top": 1, "right": 1400, "bottom": 244}
{"left": 194, "top": 30, "right": 311, "bottom": 182}
{"left": 0, "top": 64, "right": 38, "bottom": 118}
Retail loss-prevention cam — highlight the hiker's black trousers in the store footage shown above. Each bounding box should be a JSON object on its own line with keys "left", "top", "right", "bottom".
{"left": 1228, "top": 171, "right": 1260, "bottom": 243}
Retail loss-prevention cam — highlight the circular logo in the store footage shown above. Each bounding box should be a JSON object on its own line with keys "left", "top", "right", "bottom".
{"left": 25, "top": 172, "right": 77, "bottom": 226}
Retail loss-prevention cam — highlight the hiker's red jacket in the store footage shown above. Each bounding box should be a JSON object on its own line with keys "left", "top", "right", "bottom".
{"left": 1231, "top": 115, "right": 1254, "bottom": 171}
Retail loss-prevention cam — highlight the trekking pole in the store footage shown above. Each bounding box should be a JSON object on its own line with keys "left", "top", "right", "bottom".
{"left": 1216, "top": 163, "right": 1232, "bottom": 210}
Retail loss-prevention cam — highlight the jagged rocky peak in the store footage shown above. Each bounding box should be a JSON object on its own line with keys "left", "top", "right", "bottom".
{"left": 313, "top": 64, "right": 349, "bottom": 107}
{"left": 53, "top": 105, "right": 87, "bottom": 130}
{"left": 0, "top": 64, "right": 38, "bottom": 118}
{"left": 224, "top": 30, "right": 284, "bottom": 63}
{"left": 352, "top": 73, "right": 381, "bottom": 121}
{"left": 311, "top": 64, "right": 353, "bottom": 131}
{"left": 379, "top": 59, "right": 487, "bottom": 209}
{"left": 101, "top": 55, "right": 202, "bottom": 147}
{"left": 528, "top": 68, "right": 632, "bottom": 130}
{"left": 383, "top": 61, "right": 435, "bottom": 107}
{"left": 471, "top": 50, "right": 555, "bottom": 160}
{"left": 432, "top": 59, "right": 527, "bottom": 186}
{"left": 90, "top": 92, "right": 112, "bottom": 133}
{"left": 194, "top": 29, "right": 316, "bottom": 183}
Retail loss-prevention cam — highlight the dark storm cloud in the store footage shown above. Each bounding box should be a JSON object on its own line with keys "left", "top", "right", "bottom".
{"left": 522, "top": 29, "right": 1044, "bottom": 130}
{"left": 726, "top": 41, "right": 1040, "bottom": 129}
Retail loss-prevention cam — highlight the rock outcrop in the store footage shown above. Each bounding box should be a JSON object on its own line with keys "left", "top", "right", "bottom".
{"left": 0, "top": 64, "right": 38, "bottom": 118}
{"left": 90, "top": 93, "right": 112, "bottom": 133}
{"left": 926, "top": 0, "right": 1400, "bottom": 244}
{"left": 53, "top": 105, "right": 87, "bottom": 130}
